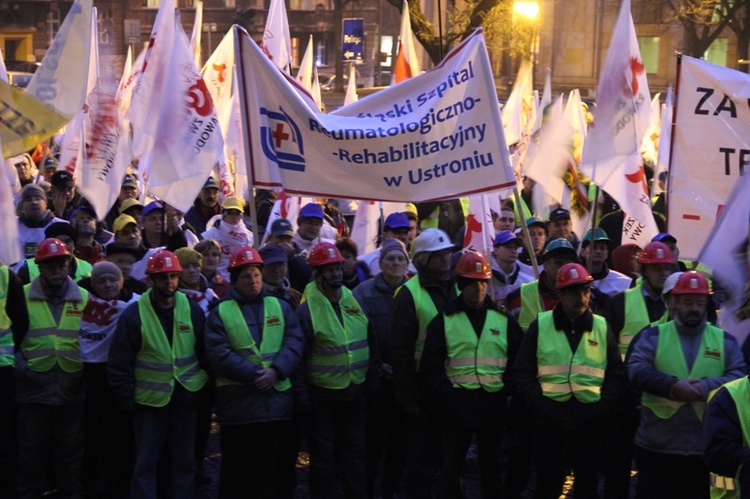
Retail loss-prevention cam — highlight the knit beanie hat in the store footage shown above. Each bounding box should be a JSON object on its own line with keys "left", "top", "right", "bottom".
{"left": 21, "top": 183, "right": 46, "bottom": 201}
{"left": 175, "top": 247, "right": 203, "bottom": 268}
{"left": 91, "top": 261, "right": 122, "bottom": 281}
{"left": 379, "top": 238, "right": 409, "bottom": 261}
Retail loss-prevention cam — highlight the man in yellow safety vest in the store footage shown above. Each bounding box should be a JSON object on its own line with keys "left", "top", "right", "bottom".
{"left": 108, "top": 249, "right": 208, "bottom": 498}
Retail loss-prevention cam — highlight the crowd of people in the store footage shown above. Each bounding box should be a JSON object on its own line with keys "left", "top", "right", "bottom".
{"left": 1, "top": 151, "right": 749, "bottom": 499}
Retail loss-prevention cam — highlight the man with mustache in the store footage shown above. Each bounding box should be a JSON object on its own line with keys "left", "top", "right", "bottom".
{"left": 628, "top": 271, "right": 745, "bottom": 498}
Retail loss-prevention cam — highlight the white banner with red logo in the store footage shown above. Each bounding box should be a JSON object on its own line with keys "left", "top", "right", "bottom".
{"left": 668, "top": 56, "right": 750, "bottom": 259}
{"left": 236, "top": 27, "right": 515, "bottom": 203}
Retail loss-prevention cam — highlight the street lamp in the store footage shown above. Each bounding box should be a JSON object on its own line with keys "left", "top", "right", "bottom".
{"left": 512, "top": 1, "right": 539, "bottom": 66}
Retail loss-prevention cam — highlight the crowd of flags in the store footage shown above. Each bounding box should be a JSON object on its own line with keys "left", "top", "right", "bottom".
{"left": 1, "top": 0, "right": 750, "bottom": 335}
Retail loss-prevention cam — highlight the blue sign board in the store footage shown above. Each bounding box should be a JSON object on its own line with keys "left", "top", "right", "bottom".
{"left": 342, "top": 18, "right": 364, "bottom": 62}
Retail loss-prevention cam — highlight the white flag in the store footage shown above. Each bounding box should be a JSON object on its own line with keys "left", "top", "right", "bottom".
{"left": 0, "top": 138, "right": 21, "bottom": 266}
{"left": 261, "top": 0, "right": 292, "bottom": 71}
{"left": 579, "top": 0, "right": 657, "bottom": 247}
{"left": 190, "top": 0, "right": 203, "bottom": 67}
{"left": 26, "top": 0, "right": 93, "bottom": 119}
{"left": 651, "top": 85, "right": 672, "bottom": 198}
{"left": 344, "top": 63, "right": 359, "bottom": 106}
{"left": 697, "top": 171, "right": 750, "bottom": 345}
{"left": 295, "top": 35, "right": 314, "bottom": 92}
{"left": 260, "top": 191, "right": 314, "bottom": 245}
{"left": 392, "top": 0, "right": 420, "bottom": 84}
{"left": 351, "top": 200, "right": 380, "bottom": 255}
{"left": 127, "top": 1, "right": 224, "bottom": 212}
{"left": 0, "top": 48, "right": 7, "bottom": 83}
{"left": 502, "top": 59, "right": 534, "bottom": 149}
{"left": 311, "top": 66, "right": 324, "bottom": 113}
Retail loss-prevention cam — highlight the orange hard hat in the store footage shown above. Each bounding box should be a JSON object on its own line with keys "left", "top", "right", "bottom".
{"left": 228, "top": 246, "right": 263, "bottom": 270}
{"left": 455, "top": 251, "right": 491, "bottom": 280}
{"left": 34, "top": 238, "right": 72, "bottom": 263}
{"left": 671, "top": 271, "right": 712, "bottom": 296}
{"left": 556, "top": 263, "right": 594, "bottom": 290}
{"left": 308, "top": 242, "right": 343, "bottom": 267}
{"left": 637, "top": 242, "right": 676, "bottom": 265}
{"left": 145, "top": 250, "right": 183, "bottom": 274}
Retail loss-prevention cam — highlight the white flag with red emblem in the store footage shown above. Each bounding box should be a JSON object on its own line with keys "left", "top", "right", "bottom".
{"left": 462, "top": 194, "right": 495, "bottom": 255}
{"left": 127, "top": 0, "right": 224, "bottom": 213}
{"left": 295, "top": 35, "right": 314, "bottom": 92}
{"left": 260, "top": 191, "right": 314, "bottom": 245}
{"left": 579, "top": 0, "right": 657, "bottom": 247}
{"left": 392, "top": 0, "right": 420, "bottom": 84}
{"left": 261, "top": 0, "right": 292, "bottom": 71}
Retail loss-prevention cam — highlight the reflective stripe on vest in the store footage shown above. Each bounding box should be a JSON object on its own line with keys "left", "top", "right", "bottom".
{"left": 21, "top": 283, "right": 87, "bottom": 373}
{"left": 135, "top": 290, "right": 208, "bottom": 407}
{"left": 642, "top": 321, "right": 725, "bottom": 421}
{"left": 305, "top": 282, "right": 369, "bottom": 389}
{"left": 27, "top": 257, "right": 93, "bottom": 283}
{"left": 215, "top": 297, "right": 290, "bottom": 391}
{"left": 397, "top": 276, "right": 439, "bottom": 368}
{"left": 536, "top": 311, "right": 608, "bottom": 403}
{"left": 619, "top": 285, "right": 650, "bottom": 358}
{"left": 518, "top": 281, "right": 542, "bottom": 331}
{"left": 444, "top": 310, "right": 508, "bottom": 392}
{"left": 709, "top": 377, "right": 750, "bottom": 498}
{"left": 0, "top": 267, "right": 12, "bottom": 367}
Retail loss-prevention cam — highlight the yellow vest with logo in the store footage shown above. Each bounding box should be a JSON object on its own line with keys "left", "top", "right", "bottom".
{"left": 642, "top": 321, "right": 725, "bottom": 421}
{"left": 135, "top": 290, "right": 208, "bottom": 407}
{"left": 619, "top": 285, "right": 651, "bottom": 357}
{"left": 0, "top": 267, "right": 13, "bottom": 367}
{"left": 27, "top": 257, "right": 92, "bottom": 283}
{"left": 215, "top": 297, "right": 291, "bottom": 391}
{"left": 444, "top": 309, "right": 508, "bottom": 392}
{"left": 518, "top": 281, "right": 542, "bottom": 331}
{"left": 305, "top": 282, "right": 369, "bottom": 390}
{"left": 537, "top": 311, "right": 608, "bottom": 403}
{"left": 709, "top": 377, "right": 750, "bottom": 499}
{"left": 396, "top": 276, "right": 439, "bottom": 368}
{"left": 21, "top": 284, "right": 88, "bottom": 373}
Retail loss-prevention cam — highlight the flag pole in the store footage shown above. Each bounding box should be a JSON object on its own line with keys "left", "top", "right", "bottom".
{"left": 513, "top": 187, "right": 539, "bottom": 278}
{"left": 481, "top": 193, "right": 497, "bottom": 299}
{"left": 585, "top": 184, "right": 599, "bottom": 274}
{"left": 234, "top": 25, "right": 261, "bottom": 249}
{"left": 664, "top": 53, "right": 683, "bottom": 231}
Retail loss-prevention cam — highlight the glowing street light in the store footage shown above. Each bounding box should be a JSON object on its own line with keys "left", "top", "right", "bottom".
{"left": 513, "top": 1, "right": 539, "bottom": 20}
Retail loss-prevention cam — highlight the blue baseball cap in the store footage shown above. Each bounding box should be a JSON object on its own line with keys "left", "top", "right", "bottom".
{"left": 270, "top": 218, "right": 294, "bottom": 237}
{"left": 299, "top": 203, "right": 324, "bottom": 220}
{"left": 652, "top": 232, "right": 677, "bottom": 244}
{"left": 384, "top": 212, "right": 411, "bottom": 230}
{"left": 142, "top": 201, "right": 164, "bottom": 217}
{"left": 493, "top": 230, "right": 522, "bottom": 247}
{"left": 525, "top": 216, "right": 546, "bottom": 229}
{"left": 203, "top": 177, "right": 220, "bottom": 190}
{"left": 258, "top": 244, "right": 288, "bottom": 264}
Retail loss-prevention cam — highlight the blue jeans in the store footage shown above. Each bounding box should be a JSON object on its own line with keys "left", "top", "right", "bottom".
{"left": 130, "top": 385, "right": 199, "bottom": 499}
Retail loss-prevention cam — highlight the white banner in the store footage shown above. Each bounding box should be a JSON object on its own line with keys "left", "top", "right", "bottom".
{"left": 668, "top": 55, "right": 750, "bottom": 259}
{"left": 237, "top": 27, "right": 515, "bottom": 202}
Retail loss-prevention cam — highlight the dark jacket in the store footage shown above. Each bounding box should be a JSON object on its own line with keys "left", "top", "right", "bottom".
{"left": 389, "top": 272, "right": 457, "bottom": 408}
{"left": 419, "top": 294, "right": 523, "bottom": 429}
{"left": 204, "top": 289, "right": 304, "bottom": 424}
{"left": 185, "top": 201, "right": 220, "bottom": 236}
{"left": 508, "top": 304, "right": 625, "bottom": 430}
{"left": 107, "top": 291, "right": 207, "bottom": 413}
{"left": 352, "top": 273, "right": 407, "bottom": 367}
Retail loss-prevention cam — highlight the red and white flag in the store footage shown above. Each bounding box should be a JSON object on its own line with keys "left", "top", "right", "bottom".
{"left": 127, "top": 1, "right": 224, "bottom": 213}
{"left": 392, "top": 0, "right": 420, "bottom": 84}
{"left": 579, "top": 0, "right": 656, "bottom": 247}
{"left": 261, "top": 0, "right": 292, "bottom": 71}
{"left": 260, "top": 191, "right": 314, "bottom": 245}
{"left": 462, "top": 194, "right": 495, "bottom": 255}
{"left": 190, "top": 0, "right": 203, "bottom": 67}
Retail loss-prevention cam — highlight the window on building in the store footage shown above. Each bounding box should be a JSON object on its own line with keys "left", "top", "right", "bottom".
{"left": 637, "top": 36, "right": 659, "bottom": 74}
{"left": 380, "top": 35, "right": 393, "bottom": 67}
{"left": 705, "top": 38, "right": 728, "bottom": 66}
{"left": 143, "top": 0, "right": 161, "bottom": 8}
{"left": 225, "top": 0, "right": 235, "bottom": 7}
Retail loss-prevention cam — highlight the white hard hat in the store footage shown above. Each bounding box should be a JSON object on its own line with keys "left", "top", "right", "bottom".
{"left": 410, "top": 228, "right": 454, "bottom": 259}
{"left": 662, "top": 271, "right": 684, "bottom": 297}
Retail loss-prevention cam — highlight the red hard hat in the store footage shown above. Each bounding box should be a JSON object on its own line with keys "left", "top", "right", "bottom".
{"left": 637, "top": 242, "right": 676, "bottom": 265}
{"left": 455, "top": 251, "right": 491, "bottom": 279}
{"left": 35, "top": 238, "right": 72, "bottom": 263}
{"left": 146, "top": 250, "right": 183, "bottom": 274}
{"left": 308, "top": 242, "right": 343, "bottom": 267}
{"left": 556, "top": 263, "right": 594, "bottom": 290}
{"left": 229, "top": 245, "right": 263, "bottom": 270}
{"left": 671, "top": 271, "right": 712, "bottom": 295}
